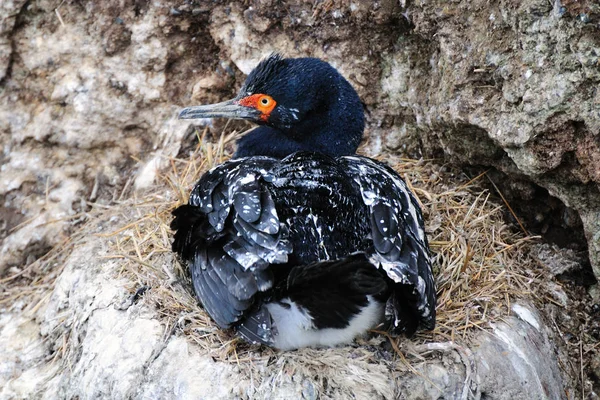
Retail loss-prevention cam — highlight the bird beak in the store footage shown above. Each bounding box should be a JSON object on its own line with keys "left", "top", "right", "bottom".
{"left": 178, "top": 99, "right": 262, "bottom": 121}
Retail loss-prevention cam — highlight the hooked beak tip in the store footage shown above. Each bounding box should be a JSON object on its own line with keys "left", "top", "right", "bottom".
{"left": 178, "top": 108, "right": 192, "bottom": 120}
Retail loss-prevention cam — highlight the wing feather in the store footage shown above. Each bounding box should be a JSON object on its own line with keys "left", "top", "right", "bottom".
{"left": 341, "top": 156, "right": 436, "bottom": 333}
{"left": 171, "top": 157, "right": 291, "bottom": 329}
{"left": 189, "top": 250, "right": 239, "bottom": 327}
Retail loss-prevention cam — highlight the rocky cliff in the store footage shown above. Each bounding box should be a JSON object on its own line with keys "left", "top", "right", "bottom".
{"left": 1, "top": 1, "right": 598, "bottom": 398}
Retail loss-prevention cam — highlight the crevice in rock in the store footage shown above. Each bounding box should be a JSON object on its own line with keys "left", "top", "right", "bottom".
{"left": 0, "top": 0, "right": 30, "bottom": 87}
{"left": 162, "top": 24, "right": 226, "bottom": 104}
{"left": 466, "top": 167, "right": 596, "bottom": 287}
{"left": 2, "top": 238, "right": 53, "bottom": 274}
{"left": 0, "top": 196, "right": 25, "bottom": 243}
{"left": 420, "top": 118, "right": 599, "bottom": 286}
{"left": 423, "top": 123, "right": 509, "bottom": 166}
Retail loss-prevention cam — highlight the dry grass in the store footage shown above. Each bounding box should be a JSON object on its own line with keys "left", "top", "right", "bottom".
{"left": 90, "top": 125, "right": 545, "bottom": 361}
{"left": 100, "top": 126, "right": 251, "bottom": 354}
{"left": 0, "top": 220, "right": 90, "bottom": 315}
{"left": 391, "top": 159, "right": 542, "bottom": 343}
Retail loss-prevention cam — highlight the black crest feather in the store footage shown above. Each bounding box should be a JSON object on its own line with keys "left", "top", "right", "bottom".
{"left": 240, "top": 53, "right": 285, "bottom": 95}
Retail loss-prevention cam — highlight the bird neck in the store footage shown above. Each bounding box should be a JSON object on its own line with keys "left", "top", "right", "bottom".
{"left": 234, "top": 126, "right": 311, "bottom": 159}
{"left": 234, "top": 122, "right": 360, "bottom": 159}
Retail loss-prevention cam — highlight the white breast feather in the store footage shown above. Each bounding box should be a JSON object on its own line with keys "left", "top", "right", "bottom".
{"left": 266, "top": 296, "right": 384, "bottom": 350}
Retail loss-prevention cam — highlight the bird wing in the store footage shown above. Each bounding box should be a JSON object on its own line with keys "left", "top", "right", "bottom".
{"left": 340, "top": 156, "right": 436, "bottom": 334}
{"left": 171, "top": 157, "right": 291, "bottom": 334}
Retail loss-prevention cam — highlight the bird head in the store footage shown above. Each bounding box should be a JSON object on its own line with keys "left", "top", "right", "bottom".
{"left": 179, "top": 54, "right": 365, "bottom": 157}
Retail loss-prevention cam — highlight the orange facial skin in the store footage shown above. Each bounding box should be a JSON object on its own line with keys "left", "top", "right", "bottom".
{"left": 237, "top": 94, "right": 277, "bottom": 122}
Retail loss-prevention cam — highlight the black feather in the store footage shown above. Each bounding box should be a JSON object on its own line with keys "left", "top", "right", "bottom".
{"left": 236, "top": 305, "right": 275, "bottom": 346}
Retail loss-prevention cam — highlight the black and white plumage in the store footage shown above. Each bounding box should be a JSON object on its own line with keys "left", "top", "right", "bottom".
{"left": 172, "top": 54, "right": 435, "bottom": 350}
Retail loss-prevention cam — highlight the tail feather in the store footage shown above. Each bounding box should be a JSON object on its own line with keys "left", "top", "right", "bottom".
{"left": 171, "top": 204, "right": 221, "bottom": 259}
{"left": 236, "top": 305, "right": 275, "bottom": 346}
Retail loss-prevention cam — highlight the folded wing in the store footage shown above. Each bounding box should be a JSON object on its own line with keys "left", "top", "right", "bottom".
{"left": 171, "top": 157, "right": 291, "bottom": 331}
{"left": 341, "top": 156, "right": 436, "bottom": 334}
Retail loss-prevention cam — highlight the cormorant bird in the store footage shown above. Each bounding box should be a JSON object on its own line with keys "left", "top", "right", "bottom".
{"left": 172, "top": 54, "right": 435, "bottom": 350}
